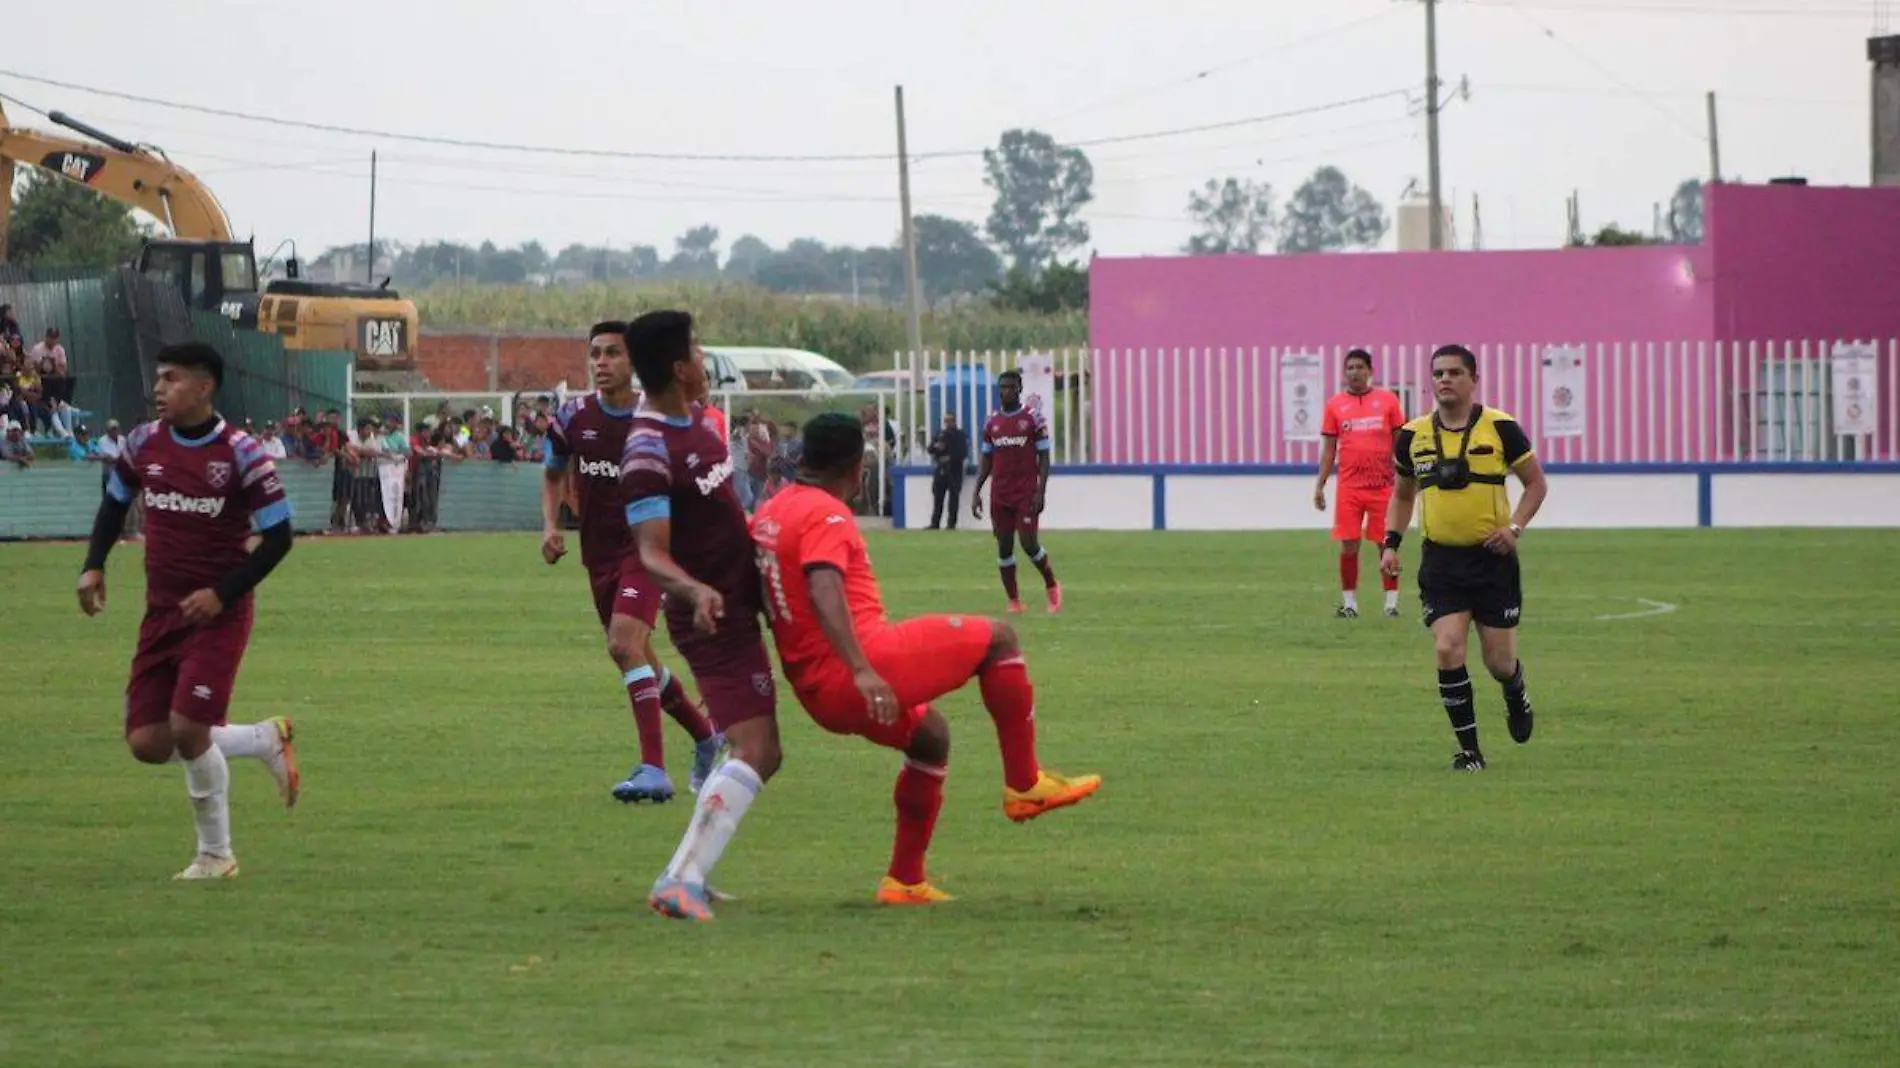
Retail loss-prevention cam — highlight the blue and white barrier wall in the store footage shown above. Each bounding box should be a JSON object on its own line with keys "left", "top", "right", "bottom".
{"left": 889, "top": 464, "right": 1900, "bottom": 531}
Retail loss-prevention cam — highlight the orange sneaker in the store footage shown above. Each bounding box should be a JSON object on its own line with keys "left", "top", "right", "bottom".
{"left": 875, "top": 876, "right": 954, "bottom": 906}
{"left": 1007, "top": 599, "right": 1025, "bottom": 615}
{"left": 1046, "top": 584, "right": 1062, "bottom": 614}
{"left": 1003, "top": 770, "right": 1103, "bottom": 823}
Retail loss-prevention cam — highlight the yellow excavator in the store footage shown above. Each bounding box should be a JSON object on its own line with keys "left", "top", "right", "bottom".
{"left": 0, "top": 100, "right": 418, "bottom": 366}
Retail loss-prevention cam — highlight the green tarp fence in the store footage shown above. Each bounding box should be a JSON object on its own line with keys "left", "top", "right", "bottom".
{"left": 1, "top": 267, "right": 351, "bottom": 430}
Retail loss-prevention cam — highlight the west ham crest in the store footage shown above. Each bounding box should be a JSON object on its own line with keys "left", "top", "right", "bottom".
{"left": 205, "top": 461, "right": 233, "bottom": 489}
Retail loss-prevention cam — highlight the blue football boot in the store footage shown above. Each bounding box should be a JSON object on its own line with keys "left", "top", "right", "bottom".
{"left": 689, "top": 733, "right": 725, "bottom": 795}
{"left": 612, "top": 764, "right": 675, "bottom": 804}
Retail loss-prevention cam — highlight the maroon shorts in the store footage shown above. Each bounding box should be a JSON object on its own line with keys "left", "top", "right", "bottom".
{"left": 990, "top": 497, "right": 1042, "bottom": 537}
{"left": 125, "top": 600, "right": 255, "bottom": 733}
{"left": 670, "top": 613, "right": 777, "bottom": 733}
{"left": 588, "top": 558, "right": 663, "bottom": 630}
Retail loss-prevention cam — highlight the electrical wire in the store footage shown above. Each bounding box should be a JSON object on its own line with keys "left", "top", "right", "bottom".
{"left": 0, "top": 66, "right": 1408, "bottom": 165}
{"left": 1456, "top": 0, "right": 1871, "bottom": 17}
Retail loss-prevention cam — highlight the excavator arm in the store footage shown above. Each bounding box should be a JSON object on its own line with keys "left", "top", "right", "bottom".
{"left": 0, "top": 100, "right": 232, "bottom": 258}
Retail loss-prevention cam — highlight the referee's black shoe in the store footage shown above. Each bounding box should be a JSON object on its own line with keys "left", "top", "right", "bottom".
{"left": 1507, "top": 699, "right": 1534, "bottom": 745}
{"left": 1451, "top": 749, "right": 1487, "bottom": 772}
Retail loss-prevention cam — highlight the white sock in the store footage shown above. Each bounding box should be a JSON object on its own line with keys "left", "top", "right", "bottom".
{"left": 661, "top": 758, "right": 763, "bottom": 886}
{"left": 210, "top": 722, "right": 274, "bottom": 760}
{"left": 183, "top": 746, "right": 232, "bottom": 858}
{"left": 1342, "top": 590, "right": 1358, "bottom": 610}
{"left": 1385, "top": 589, "right": 1401, "bottom": 611}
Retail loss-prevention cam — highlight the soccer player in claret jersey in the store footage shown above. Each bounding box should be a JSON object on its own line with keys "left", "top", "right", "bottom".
{"left": 75, "top": 341, "right": 302, "bottom": 881}
{"left": 754, "top": 414, "right": 1101, "bottom": 905}
{"left": 618, "top": 310, "right": 782, "bottom": 922}
{"left": 1314, "top": 348, "right": 1408, "bottom": 618}
{"left": 973, "top": 369, "right": 1060, "bottom": 614}
{"left": 542, "top": 321, "right": 723, "bottom": 803}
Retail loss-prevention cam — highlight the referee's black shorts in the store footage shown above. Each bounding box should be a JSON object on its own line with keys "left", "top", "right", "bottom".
{"left": 1418, "top": 540, "right": 1522, "bottom": 630}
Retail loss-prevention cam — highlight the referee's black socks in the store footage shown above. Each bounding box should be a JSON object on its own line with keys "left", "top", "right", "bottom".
{"left": 1497, "top": 660, "right": 1530, "bottom": 716}
{"left": 1438, "top": 666, "right": 1478, "bottom": 753}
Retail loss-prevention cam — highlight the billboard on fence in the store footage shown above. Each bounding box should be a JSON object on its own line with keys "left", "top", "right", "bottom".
{"left": 1279, "top": 350, "right": 1326, "bottom": 441}
{"left": 1830, "top": 341, "right": 1880, "bottom": 437}
{"left": 1019, "top": 352, "right": 1056, "bottom": 436}
{"left": 1540, "top": 344, "right": 1588, "bottom": 439}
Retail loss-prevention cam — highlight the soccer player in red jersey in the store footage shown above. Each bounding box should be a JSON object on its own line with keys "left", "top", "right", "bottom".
{"left": 542, "top": 321, "right": 721, "bottom": 803}
{"left": 617, "top": 311, "right": 782, "bottom": 922}
{"left": 75, "top": 342, "right": 302, "bottom": 881}
{"left": 973, "top": 369, "right": 1060, "bottom": 614}
{"left": 1314, "top": 348, "right": 1408, "bottom": 618}
{"left": 755, "top": 414, "right": 1101, "bottom": 904}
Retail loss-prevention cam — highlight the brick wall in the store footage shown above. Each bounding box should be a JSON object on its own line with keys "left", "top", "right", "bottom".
{"left": 416, "top": 332, "right": 589, "bottom": 392}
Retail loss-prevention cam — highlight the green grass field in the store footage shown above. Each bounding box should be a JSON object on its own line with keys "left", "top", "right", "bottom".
{"left": 2, "top": 528, "right": 1896, "bottom": 1067}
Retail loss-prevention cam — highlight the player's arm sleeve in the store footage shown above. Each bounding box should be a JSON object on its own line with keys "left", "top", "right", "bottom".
{"left": 1496, "top": 418, "right": 1534, "bottom": 467}
{"left": 544, "top": 402, "right": 576, "bottom": 471}
{"left": 81, "top": 494, "right": 131, "bottom": 572}
{"left": 1392, "top": 426, "right": 1416, "bottom": 480}
{"left": 1322, "top": 402, "right": 1340, "bottom": 437}
{"left": 620, "top": 428, "right": 673, "bottom": 527}
{"left": 212, "top": 443, "right": 296, "bottom": 604}
{"left": 978, "top": 425, "right": 994, "bottom": 455}
{"left": 1034, "top": 412, "right": 1052, "bottom": 452}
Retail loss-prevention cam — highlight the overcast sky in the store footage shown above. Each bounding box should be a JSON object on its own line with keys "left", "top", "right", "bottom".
{"left": 2, "top": 0, "right": 1883, "bottom": 261}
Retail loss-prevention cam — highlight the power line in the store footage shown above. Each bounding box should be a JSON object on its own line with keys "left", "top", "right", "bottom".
{"left": 1033, "top": 8, "right": 1403, "bottom": 126}
{"left": 1455, "top": 0, "right": 1871, "bottom": 17}
{"left": 1502, "top": 7, "right": 1711, "bottom": 143}
{"left": 0, "top": 66, "right": 1409, "bottom": 165}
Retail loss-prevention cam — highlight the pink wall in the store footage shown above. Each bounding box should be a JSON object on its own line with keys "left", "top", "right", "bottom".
{"left": 1707, "top": 183, "right": 1900, "bottom": 343}
{"left": 1089, "top": 243, "right": 1714, "bottom": 350}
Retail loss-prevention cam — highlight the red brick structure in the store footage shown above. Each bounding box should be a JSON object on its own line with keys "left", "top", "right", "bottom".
{"left": 415, "top": 332, "right": 590, "bottom": 392}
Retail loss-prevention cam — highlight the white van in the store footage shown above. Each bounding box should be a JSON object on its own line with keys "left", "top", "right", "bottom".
{"left": 705, "top": 346, "right": 857, "bottom": 394}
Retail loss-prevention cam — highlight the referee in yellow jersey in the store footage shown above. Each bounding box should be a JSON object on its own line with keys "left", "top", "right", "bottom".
{"left": 1381, "top": 344, "right": 1549, "bottom": 771}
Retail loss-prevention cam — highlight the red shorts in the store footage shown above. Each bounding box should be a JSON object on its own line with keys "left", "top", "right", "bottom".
{"left": 1333, "top": 484, "right": 1393, "bottom": 542}
{"left": 588, "top": 558, "right": 663, "bottom": 630}
{"left": 671, "top": 616, "right": 777, "bottom": 733}
{"left": 125, "top": 600, "right": 255, "bottom": 734}
{"left": 990, "top": 498, "right": 1041, "bottom": 537}
{"left": 788, "top": 614, "right": 995, "bottom": 751}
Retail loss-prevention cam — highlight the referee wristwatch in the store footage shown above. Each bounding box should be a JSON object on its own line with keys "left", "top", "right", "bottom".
{"left": 1508, "top": 522, "right": 1524, "bottom": 536}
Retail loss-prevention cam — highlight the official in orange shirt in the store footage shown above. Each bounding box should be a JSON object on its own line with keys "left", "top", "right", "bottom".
{"left": 1313, "top": 348, "right": 1407, "bottom": 618}
{"left": 750, "top": 413, "right": 1100, "bottom": 906}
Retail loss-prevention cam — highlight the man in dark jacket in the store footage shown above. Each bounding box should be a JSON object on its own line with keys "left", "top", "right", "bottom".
{"left": 927, "top": 412, "right": 970, "bottom": 530}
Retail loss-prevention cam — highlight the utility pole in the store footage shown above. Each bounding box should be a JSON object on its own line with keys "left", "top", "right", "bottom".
{"left": 895, "top": 86, "right": 926, "bottom": 409}
{"left": 367, "top": 149, "right": 378, "bottom": 284}
{"left": 1705, "top": 91, "right": 1722, "bottom": 183}
{"left": 1425, "top": 0, "right": 1444, "bottom": 251}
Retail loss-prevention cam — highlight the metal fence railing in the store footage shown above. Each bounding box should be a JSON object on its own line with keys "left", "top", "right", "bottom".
{"left": 882, "top": 341, "right": 1899, "bottom": 468}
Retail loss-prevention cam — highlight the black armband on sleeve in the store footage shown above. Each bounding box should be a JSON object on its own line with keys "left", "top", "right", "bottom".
{"left": 82, "top": 494, "right": 132, "bottom": 573}
{"left": 212, "top": 521, "right": 295, "bottom": 605}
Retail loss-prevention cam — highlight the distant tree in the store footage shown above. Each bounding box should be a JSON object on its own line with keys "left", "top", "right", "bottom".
{"left": 1276, "top": 166, "right": 1388, "bottom": 254}
{"left": 666, "top": 225, "right": 722, "bottom": 277}
{"left": 724, "top": 234, "right": 773, "bottom": 279}
{"left": 982, "top": 128, "right": 1095, "bottom": 275}
{"left": 985, "top": 259, "right": 1088, "bottom": 315}
{"left": 909, "top": 214, "right": 1002, "bottom": 302}
{"left": 753, "top": 254, "right": 835, "bottom": 294}
{"left": 628, "top": 244, "right": 660, "bottom": 277}
{"left": 1184, "top": 177, "right": 1277, "bottom": 255}
{"left": 1666, "top": 179, "right": 1704, "bottom": 244}
{"left": 6, "top": 168, "right": 148, "bottom": 268}
{"left": 1583, "top": 223, "right": 1657, "bottom": 247}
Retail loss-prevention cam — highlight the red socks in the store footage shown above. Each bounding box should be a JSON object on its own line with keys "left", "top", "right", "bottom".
{"left": 625, "top": 666, "right": 665, "bottom": 767}
{"left": 978, "top": 655, "right": 1041, "bottom": 791}
{"left": 1000, "top": 561, "right": 1020, "bottom": 601}
{"left": 1339, "top": 552, "right": 1360, "bottom": 593}
{"left": 888, "top": 760, "right": 946, "bottom": 885}
{"left": 1380, "top": 565, "right": 1399, "bottom": 593}
{"left": 659, "top": 670, "right": 714, "bottom": 742}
